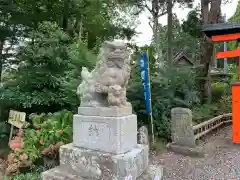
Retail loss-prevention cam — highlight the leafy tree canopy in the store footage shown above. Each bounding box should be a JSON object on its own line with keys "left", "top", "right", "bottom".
{"left": 229, "top": 1, "right": 240, "bottom": 50}
{"left": 0, "top": 22, "right": 95, "bottom": 113}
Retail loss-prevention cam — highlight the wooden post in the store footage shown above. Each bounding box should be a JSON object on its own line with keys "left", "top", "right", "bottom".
{"left": 8, "top": 125, "right": 13, "bottom": 145}
{"left": 8, "top": 110, "right": 26, "bottom": 146}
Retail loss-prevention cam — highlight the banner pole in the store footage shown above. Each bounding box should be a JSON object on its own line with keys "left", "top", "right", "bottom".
{"left": 147, "top": 50, "right": 155, "bottom": 144}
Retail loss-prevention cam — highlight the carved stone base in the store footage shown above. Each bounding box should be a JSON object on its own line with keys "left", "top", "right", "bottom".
{"left": 41, "top": 143, "right": 149, "bottom": 180}
{"left": 78, "top": 106, "right": 132, "bottom": 117}
{"left": 41, "top": 164, "right": 163, "bottom": 180}
{"left": 166, "top": 143, "right": 205, "bottom": 157}
{"left": 41, "top": 165, "right": 86, "bottom": 180}
{"left": 73, "top": 114, "right": 137, "bottom": 154}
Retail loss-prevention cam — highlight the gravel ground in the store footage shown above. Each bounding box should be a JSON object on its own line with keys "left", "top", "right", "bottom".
{"left": 156, "top": 125, "right": 240, "bottom": 180}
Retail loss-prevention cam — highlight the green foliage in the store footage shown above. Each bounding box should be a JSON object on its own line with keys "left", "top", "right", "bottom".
{"left": 0, "top": 0, "right": 24, "bottom": 71}
{"left": 0, "top": 0, "right": 139, "bottom": 101}
{"left": 0, "top": 0, "right": 139, "bottom": 114}
{"left": 183, "top": 7, "right": 226, "bottom": 39}
{"left": 229, "top": 64, "right": 238, "bottom": 83}
{"left": 35, "top": 110, "right": 73, "bottom": 146}
{"left": 192, "top": 95, "right": 232, "bottom": 124}
{"left": 153, "top": 16, "right": 201, "bottom": 64}
{"left": 229, "top": 1, "right": 240, "bottom": 50}
{"left": 150, "top": 137, "right": 166, "bottom": 153}
{"left": 18, "top": 110, "right": 72, "bottom": 164}
{"left": 0, "top": 22, "right": 97, "bottom": 113}
{"left": 182, "top": 9, "right": 201, "bottom": 38}
{"left": 192, "top": 104, "right": 219, "bottom": 124}
{"left": 218, "top": 95, "right": 232, "bottom": 114}
{"left": 6, "top": 0, "right": 137, "bottom": 44}
{"left": 128, "top": 66, "right": 199, "bottom": 140}
{"left": 3, "top": 172, "right": 41, "bottom": 180}
{"left": 211, "top": 82, "right": 228, "bottom": 102}
{"left": 61, "top": 42, "right": 97, "bottom": 111}
{"left": 0, "top": 22, "right": 72, "bottom": 111}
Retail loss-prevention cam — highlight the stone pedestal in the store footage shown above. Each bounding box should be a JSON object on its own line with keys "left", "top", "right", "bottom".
{"left": 42, "top": 143, "right": 148, "bottom": 180}
{"left": 41, "top": 107, "right": 150, "bottom": 180}
{"left": 73, "top": 114, "right": 137, "bottom": 154}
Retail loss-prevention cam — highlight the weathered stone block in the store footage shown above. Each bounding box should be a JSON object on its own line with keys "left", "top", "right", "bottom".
{"left": 73, "top": 114, "right": 137, "bottom": 154}
{"left": 41, "top": 165, "right": 86, "bottom": 180}
{"left": 138, "top": 164, "right": 164, "bottom": 180}
{"left": 137, "top": 126, "right": 149, "bottom": 145}
{"left": 78, "top": 106, "right": 132, "bottom": 117}
{"left": 41, "top": 164, "right": 163, "bottom": 180}
{"left": 59, "top": 143, "right": 149, "bottom": 180}
{"left": 166, "top": 143, "right": 204, "bottom": 157}
{"left": 171, "top": 108, "right": 195, "bottom": 148}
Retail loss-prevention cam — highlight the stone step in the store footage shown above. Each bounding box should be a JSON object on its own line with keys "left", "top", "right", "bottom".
{"left": 41, "top": 164, "right": 164, "bottom": 180}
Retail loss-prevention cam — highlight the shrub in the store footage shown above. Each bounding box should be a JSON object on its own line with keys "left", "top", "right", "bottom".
{"left": 3, "top": 172, "right": 41, "bottom": 180}
{"left": 192, "top": 95, "right": 232, "bottom": 124}
{"left": 229, "top": 64, "right": 238, "bottom": 83}
{"left": 22, "top": 110, "right": 72, "bottom": 163}
{"left": 128, "top": 66, "right": 199, "bottom": 140}
{"left": 211, "top": 82, "right": 228, "bottom": 102}
{"left": 192, "top": 104, "right": 219, "bottom": 124}
{"left": 217, "top": 95, "right": 232, "bottom": 114}
{"left": 6, "top": 110, "right": 73, "bottom": 176}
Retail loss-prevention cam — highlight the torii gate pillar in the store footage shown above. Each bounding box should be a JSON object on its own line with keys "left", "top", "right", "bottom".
{"left": 203, "top": 23, "right": 240, "bottom": 143}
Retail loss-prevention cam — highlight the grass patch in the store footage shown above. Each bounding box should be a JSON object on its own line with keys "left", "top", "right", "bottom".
{"left": 150, "top": 137, "right": 167, "bottom": 153}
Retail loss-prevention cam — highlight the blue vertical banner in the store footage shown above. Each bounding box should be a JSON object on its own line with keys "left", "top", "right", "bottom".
{"left": 139, "top": 52, "right": 151, "bottom": 115}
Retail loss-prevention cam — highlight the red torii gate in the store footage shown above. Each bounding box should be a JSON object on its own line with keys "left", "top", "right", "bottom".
{"left": 203, "top": 22, "right": 240, "bottom": 143}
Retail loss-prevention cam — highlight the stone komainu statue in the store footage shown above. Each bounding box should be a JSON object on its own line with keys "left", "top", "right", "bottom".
{"left": 77, "top": 40, "right": 131, "bottom": 107}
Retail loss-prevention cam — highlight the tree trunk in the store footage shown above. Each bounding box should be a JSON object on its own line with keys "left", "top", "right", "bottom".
{"left": 152, "top": 0, "right": 160, "bottom": 65}
{"left": 78, "top": 18, "right": 83, "bottom": 42}
{"left": 62, "top": 0, "right": 69, "bottom": 31}
{"left": 200, "top": 0, "right": 222, "bottom": 103}
{"left": 147, "top": 0, "right": 167, "bottom": 67}
{"left": 0, "top": 39, "right": 4, "bottom": 82}
{"left": 152, "top": 0, "right": 159, "bottom": 37}
{"left": 212, "top": 46, "right": 217, "bottom": 68}
{"left": 77, "top": 18, "right": 83, "bottom": 48}
{"left": 167, "top": 0, "right": 173, "bottom": 67}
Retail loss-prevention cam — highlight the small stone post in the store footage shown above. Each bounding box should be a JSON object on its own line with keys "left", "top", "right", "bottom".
{"left": 171, "top": 107, "right": 195, "bottom": 148}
